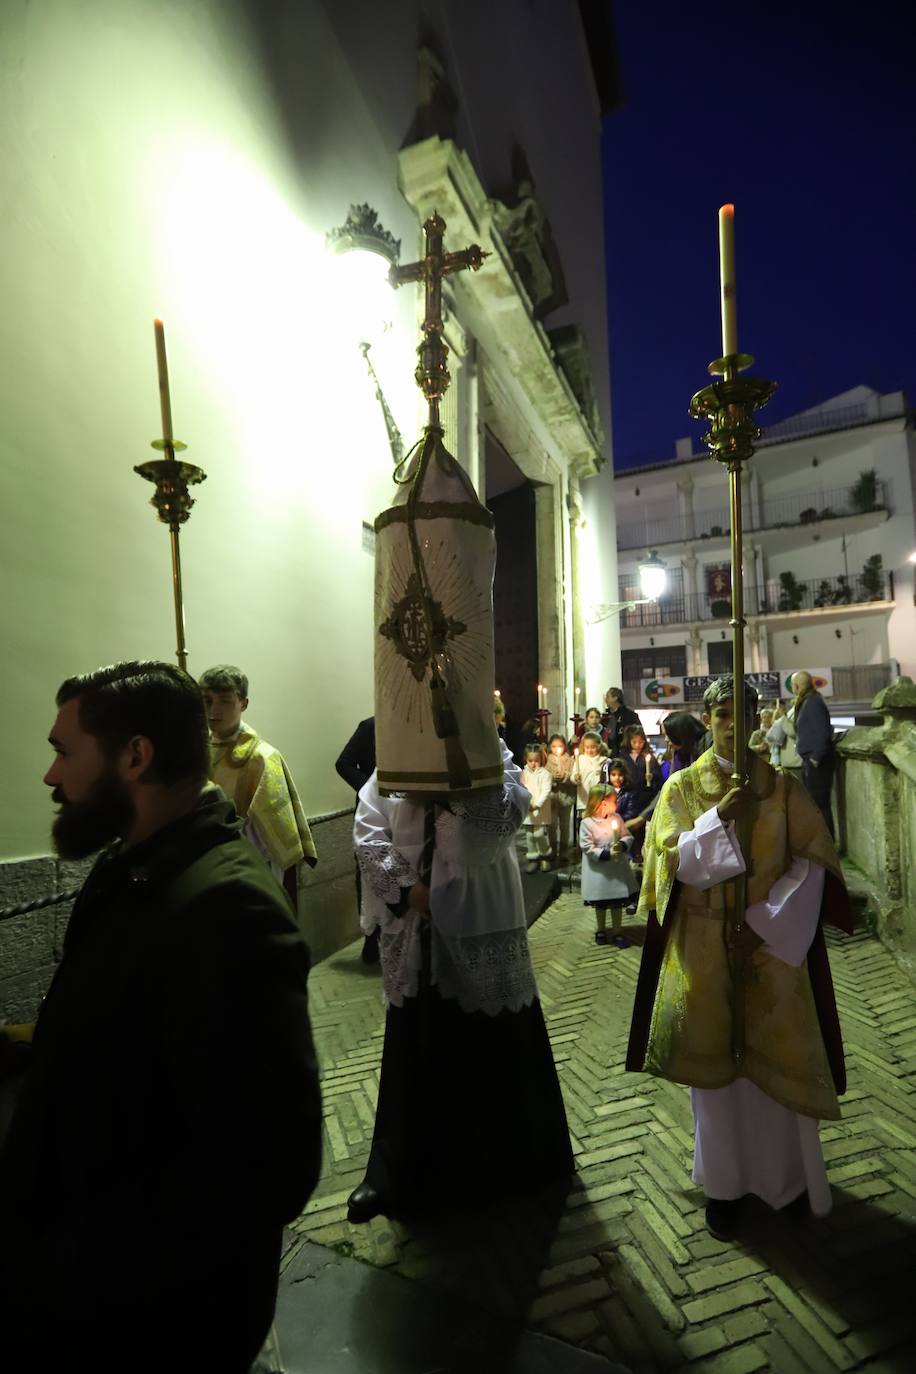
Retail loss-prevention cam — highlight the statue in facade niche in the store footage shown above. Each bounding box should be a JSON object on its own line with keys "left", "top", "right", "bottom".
{"left": 493, "top": 152, "right": 569, "bottom": 320}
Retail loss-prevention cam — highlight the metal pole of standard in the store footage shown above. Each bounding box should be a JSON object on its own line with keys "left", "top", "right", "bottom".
{"left": 134, "top": 437, "right": 206, "bottom": 674}
{"left": 690, "top": 351, "right": 776, "bottom": 1066}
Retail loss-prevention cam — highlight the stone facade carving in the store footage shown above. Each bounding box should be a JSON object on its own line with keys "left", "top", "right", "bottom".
{"left": 414, "top": 42, "right": 458, "bottom": 143}
{"left": 492, "top": 154, "right": 568, "bottom": 319}
{"left": 547, "top": 324, "right": 602, "bottom": 443}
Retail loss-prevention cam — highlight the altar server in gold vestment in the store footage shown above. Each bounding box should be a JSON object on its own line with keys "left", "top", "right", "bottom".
{"left": 627, "top": 674, "right": 853, "bottom": 1241}
{"left": 200, "top": 666, "right": 317, "bottom": 912}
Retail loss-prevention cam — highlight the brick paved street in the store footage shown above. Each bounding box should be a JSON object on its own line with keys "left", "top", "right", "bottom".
{"left": 288, "top": 894, "right": 916, "bottom": 1372}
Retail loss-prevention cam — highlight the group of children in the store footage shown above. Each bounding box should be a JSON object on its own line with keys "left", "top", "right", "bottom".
{"left": 520, "top": 712, "right": 666, "bottom": 949}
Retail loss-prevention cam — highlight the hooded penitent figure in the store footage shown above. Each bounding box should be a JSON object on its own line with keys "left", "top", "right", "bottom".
{"left": 627, "top": 674, "right": 853, "bottom": 1242}
{"left": 346, "top": 429, "right": 572, "bottom": 1224}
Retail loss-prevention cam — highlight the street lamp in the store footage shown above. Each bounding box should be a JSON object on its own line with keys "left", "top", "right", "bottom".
{"left": 586, "top": 550, "right": 668, "bottom": 624}
{"left": 326, "top": 204, "right": 404, "bottom": 463}
{"left": 326, "top": 203, "right": 401, "bottom": 345}
{"left": 637, "top": 550, "right": 668, "bottom": 601}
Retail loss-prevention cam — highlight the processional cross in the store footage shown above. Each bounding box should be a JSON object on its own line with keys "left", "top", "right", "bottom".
{"left": 389, "top": 211, "right": 486, "bottom": 430}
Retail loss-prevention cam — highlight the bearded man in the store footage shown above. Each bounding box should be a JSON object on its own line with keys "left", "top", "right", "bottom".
{"left": 0, "top": 661, "right": 321, "bottom": 1374}
{"left": 627, "top": 674, "right": 853, "bottom": 1241}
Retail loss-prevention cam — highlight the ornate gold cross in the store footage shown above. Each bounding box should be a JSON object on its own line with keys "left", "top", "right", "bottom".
{"left": 390, "top": 211, "right": 486, "bottom": 428}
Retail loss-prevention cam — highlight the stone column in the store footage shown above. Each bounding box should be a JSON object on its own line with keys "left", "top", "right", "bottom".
{"left": 465, "top": 339, "right": 485, "bottom": 499}
{"left": 739, "top": 539, "right": 763, "bottom": 616}
{"left": 677, "top": 474, "right": 696, "bottom": 541}
{"left": 535, "top": 481, "right": 565, "bottom": 731}
{"left": 568, "top": 473, "right": 586, "bottom": 704}
{"left": 748, "top": 621, "right": 762, "bottom": 673}
{"left": 688, "top": 626, "right": 704, "bottom": 675}
{"left": 683, "top": 550, "right": 700, "bottom": 620}
{"left": 742, "top": 467, "right": 761, "bottom": 532}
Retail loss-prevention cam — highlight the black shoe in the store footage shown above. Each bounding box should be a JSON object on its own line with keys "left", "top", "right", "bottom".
{"left": 705, "top": 1197, "right": 743, "bottom": 1241}
{"left": 361, "top": 929, "right": 380, "bottom": 965}
{"left": 347, "top": 1181, "right": 385, "bottom": 1224}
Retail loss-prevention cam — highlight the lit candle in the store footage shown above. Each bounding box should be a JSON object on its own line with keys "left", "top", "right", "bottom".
{"left": 718, "top": 204, "right": 737, "bottom": 357}
{"left": 542, "top": 686, "right": 548, "bottom": 708}
{"left": 575, "top": 686, "right": 581, "bottom": 702}
{"left": 537, "top": 683, "right": 544, "bottom": 708}
{"left": 153, "top": 317, "right": 174, "bottom": 444}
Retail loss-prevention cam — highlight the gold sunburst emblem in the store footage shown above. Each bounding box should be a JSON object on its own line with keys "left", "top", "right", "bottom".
{"left": 379, "top": 573, "right": 467, "bottom": 681}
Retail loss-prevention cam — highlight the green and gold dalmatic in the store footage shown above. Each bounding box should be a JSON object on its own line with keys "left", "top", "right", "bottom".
{"left": 637, "top": 752, "right": 844, "bottom": 1119}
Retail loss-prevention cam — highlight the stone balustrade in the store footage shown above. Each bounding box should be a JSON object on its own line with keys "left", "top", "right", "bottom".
{"left": 836, "top": 675, "right": 916, "bottom": 984}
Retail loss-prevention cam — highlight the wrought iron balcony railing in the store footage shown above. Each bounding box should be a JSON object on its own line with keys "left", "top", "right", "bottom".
{"left": 617, "top": 479, "right": 888, "bottom": 552}
{"left": 619, "top": 571, "right": 893, "bottom": 629}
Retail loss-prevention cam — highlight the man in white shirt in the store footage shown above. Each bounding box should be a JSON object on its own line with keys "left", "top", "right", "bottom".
{"left": 627, "top": 675, "right": 853, "bottom": 1241}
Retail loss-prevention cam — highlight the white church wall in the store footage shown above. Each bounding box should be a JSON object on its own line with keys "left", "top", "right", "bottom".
{"left": 1, "top": 0, "right": 612, "bottom": 861}
{"left": 1, "top": 0, "right": 421, "bottom": 859}
{"left": 768, "top": 619, "right": 890, "bottom": 671}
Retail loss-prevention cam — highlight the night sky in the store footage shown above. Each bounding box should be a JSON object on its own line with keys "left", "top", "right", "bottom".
{"left": 603, "top": 2, "right": 916, "bottom": 471}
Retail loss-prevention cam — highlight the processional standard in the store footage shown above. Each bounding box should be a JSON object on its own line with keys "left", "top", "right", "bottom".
{"left": 689, "top": 205, "right": 777, "bottom": 1063}
{"left": 134, "top": 319, "right": 206, "bottom": 673}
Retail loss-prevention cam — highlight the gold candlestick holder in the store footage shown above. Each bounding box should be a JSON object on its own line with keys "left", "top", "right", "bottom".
{"left": 134, "top": 437, "right": 207, "bottom": 674}
{"left": 689, "top": 351, "right": 776, "bottom": 1065}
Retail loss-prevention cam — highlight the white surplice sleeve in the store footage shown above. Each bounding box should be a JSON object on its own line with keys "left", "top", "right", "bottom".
{"left": 677, "top": 802, "right": 825, "bottom": 966}
{"left": 745, "top": 859, "right": 825, "bottom": 966}
{"left": 676, "top": 804, "right": 746, "bottom": 890}
{"left": 353, "top": 774, "right": 419, "bottom": 933}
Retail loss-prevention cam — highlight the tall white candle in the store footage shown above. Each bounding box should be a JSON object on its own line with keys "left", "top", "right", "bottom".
{"left": 718, "top": 204, "right": 738, "bottom": 357}
{"left": 153, "top": 317, "right": 174, "bottom": 444}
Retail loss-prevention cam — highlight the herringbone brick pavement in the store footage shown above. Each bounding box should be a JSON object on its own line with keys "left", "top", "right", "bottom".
{"left": 289, "top": 896, "right": 916, "bottom": 1372}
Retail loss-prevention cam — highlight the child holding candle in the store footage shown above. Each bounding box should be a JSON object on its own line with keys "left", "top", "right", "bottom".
{"left": 579, "top": 785, "right": 638, "bottom": 947}
{"left": 570, "top": 730, "right": 607, "bottom": 808}
{"left": 521, "top": 743, "right": 554, "bottom": 872}
{"left": 620, "top": 724, "right": 662, "bottom": 809}
{"left": 545, "top": 733, "right": 576, "bottom": 866}
{"left": 603, "top": 756, "right": 650, "bottom": 911}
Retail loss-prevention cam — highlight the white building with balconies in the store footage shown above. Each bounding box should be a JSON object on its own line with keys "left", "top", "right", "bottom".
{"left": 613, "top": 386, "right": 916, "bottom": 712}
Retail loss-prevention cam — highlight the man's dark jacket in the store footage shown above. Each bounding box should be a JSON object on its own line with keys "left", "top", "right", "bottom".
{"left": 335, "top": 716, "right": 376, "bottom": 794}
{"left": 0, "top": 788, "right": 322, "bottom": 1370}
{"left": 602, "top": 703, "right": 641, "bottom": 757}
{"left": 795, "top": 689, "right": 834, "bottom": 763}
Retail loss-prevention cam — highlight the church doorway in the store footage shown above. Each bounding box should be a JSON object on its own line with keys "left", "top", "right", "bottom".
{"left": 486, "top": 432, "right": 539, "bottom": 757}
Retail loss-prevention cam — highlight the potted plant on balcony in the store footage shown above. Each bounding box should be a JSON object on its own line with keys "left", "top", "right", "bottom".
{"left": 849, "top": 468, "right": 879, "bottom": 514}
{"left": 861, "top": 553, "right": 884, "bottom": 601}
{"left": 814, "top": 579, "right": 833, "bottom": 607}
{"left": 777, "top": 570, "right": 805, "bottom": 612}
{"left": 832, "top": 575, "right": 852, "bottom": 605}
{"left": 710, "top": 599, "right": 730, "bottom": 617}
